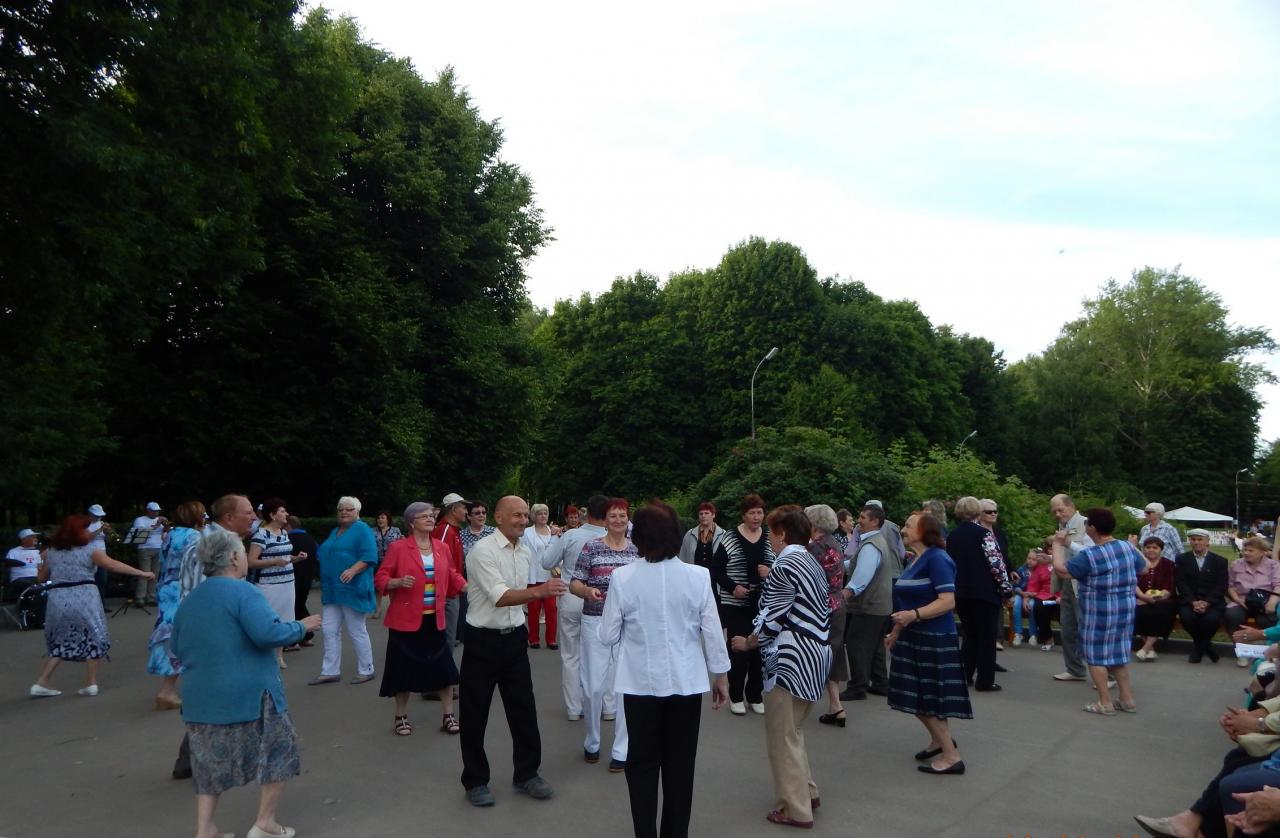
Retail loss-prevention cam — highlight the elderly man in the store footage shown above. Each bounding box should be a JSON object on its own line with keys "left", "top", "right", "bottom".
{"left": 437, "top": 492, "right": 469, "bottom": 647}
{"left": 840, "top": 504, "right": 901, "bottom": 700}
{"left": 1176, "top": 527, "right": 1229, "bottom": 663}
{"left": 5, "top": 528, "right": 43, "bottom": 601}
{"left": 128, "top": 502, "right": 167, "bottom": 606}
{"left": 865, "top": 500, "right": 906, "bottom": 562}
{"left": 541, "top": 494, "right": 609, "bottom": 721}
{"left": 1049, "top": 494, "right": 1093, "bottom": 682}
{"left": 1138, "top": 502, "right": 1183, "bottom": 562}
{"left": 460, "top": 495, "right": 566, "bottom": 807}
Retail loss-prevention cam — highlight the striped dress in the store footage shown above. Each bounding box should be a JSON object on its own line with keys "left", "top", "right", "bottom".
{"left": 888, "top": 547, "right": 972, "bottom": 720}
{"left": 752, "top": 543, "right": 831, "bottom": 701}
{"left": 251, "top": 527, "right": 295, "bottom": 623}
{"left": 1067, "top": 539, "right": 1146, "bottom": 666}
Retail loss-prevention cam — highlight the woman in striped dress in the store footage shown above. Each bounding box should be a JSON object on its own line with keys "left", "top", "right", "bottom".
{"left": 711, "top": 493, "right": 775, "bottom": 715}
{"left": 730, "top": 506, "right": 831, "bottom": 829}
{"left": 886, "top": 511, "right": 971, "bottom": 775}
{"left": 248, "top": 498, "right": 304, "bottom": 669}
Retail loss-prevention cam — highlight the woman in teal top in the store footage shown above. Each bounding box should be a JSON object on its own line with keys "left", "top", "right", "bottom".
{"left": 310, "top": 496, "right": 378, "bottom": 685}
{"left": 172, "top": 527, "right": 321, "bottom": 838}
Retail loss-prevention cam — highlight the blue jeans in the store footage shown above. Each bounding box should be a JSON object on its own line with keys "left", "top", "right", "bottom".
{"left": 1011, "top": 595, "right": 1031, "bottom": 638}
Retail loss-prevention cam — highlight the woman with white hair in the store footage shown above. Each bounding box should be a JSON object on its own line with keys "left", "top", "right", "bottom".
{"left": 806, "top": 504, "right": 851, "bottom": 727}
{"left": 522, "top": 503, "right": 560, "bottom": 649}
{"left": 172, "top": 527, "right": 321, "bottom": 838}
{"left": 309, "top": 496, "right": 378, "bottom": 685}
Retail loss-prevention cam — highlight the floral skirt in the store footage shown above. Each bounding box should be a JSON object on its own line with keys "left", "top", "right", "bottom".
{"left": 187, "top": 694, "right": 300, "bottom": 796}
{"left": 44, "top": 585, "right": 110, "bottom": 661}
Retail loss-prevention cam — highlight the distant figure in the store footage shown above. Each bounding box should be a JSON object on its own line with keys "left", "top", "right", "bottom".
{"left": 128, "top": 501, "right": 167, "bottom": 605}
{"left": 146, "top": 500, "right": 207, "bottom": 711}
{"left": 5, "top": 527, "right": 43, "bottom": 601}
{"left": 1134, "top": 502, "right": 1183, "bottom": 562}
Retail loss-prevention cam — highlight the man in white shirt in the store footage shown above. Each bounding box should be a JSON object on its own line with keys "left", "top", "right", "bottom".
{"left": 459, "top": 495, "right": 566, "bottom": 808}
{"left": 5, "top": 528, "right": 43, "bottom": 599}
{"left": 128, "top": 502, "right": 167, "bottom": 605}
{"left": 1049, "top": 493, "right": 1094, "bottom": 682}
{"left": 541, "top": 493, "right": 610, "bottom": 721}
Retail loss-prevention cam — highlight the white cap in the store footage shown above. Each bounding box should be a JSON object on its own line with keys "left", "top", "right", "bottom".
{"left": 864, "top": 499, "right": 884, "bottom": 510}
{"left": 442, "top": 492, "right": 470, "bottom": 508}
{"left": 88, "top": 503, "right": 106, "bottom": 517}
{"left": 145, "top": 501, "right": 161, "bottom": 512}
{"left": 1144, "top": 502, "right": 1165, "bottom": 515}
{"left": 1187, "top": 527, "right": 1211, "bottom": 539}
{"left": 17, "top": 528, "right": 36, "bottom": 540}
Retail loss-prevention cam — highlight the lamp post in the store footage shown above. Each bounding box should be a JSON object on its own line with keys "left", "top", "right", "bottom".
{"left": 1236, "top": 467, "right": 1249, "bottom": 530}
{"left": 750, "top": 346, "right": 780, "bottom": 440}
{"left": 958, "top": 429, "right": 977, "bottom": 453}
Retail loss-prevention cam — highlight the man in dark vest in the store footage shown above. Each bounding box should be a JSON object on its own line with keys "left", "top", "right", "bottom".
{"left": 840, "top": 504, "right": 903, "bottom": 700}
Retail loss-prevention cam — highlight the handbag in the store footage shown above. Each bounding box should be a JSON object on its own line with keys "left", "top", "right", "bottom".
{"left": 1246, "top": 588, "right": 1280, "bottom": 617}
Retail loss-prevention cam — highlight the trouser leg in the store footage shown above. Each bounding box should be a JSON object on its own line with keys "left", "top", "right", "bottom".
{"left": 343, "top": 606, "right": 374, "bottom": 676}
{"left": 763, "top": 687, "right": 815, "bottom": 822}
{"left": 544, "top": 593, "right": 558, "bottom": 646}
{"left": 559, "top": 594, "right": 584, "bottom": 716}
{"left": 445, "top": 597, "right": 459, "bottom": 647}
{"left": 658, "top": 694, "right": 701, "bottom": 838}
{"left": 459, "top": 629, "right": 501, "bottom": 789}
{"left": 495, "top": 626, "right": 542, "bottom": 784}
{"left": 1058, "top": 583, "right": 1085, "bottom": 676}
{"left": 580, "top": 615, "right": 608, "bottom": 754}
{"left": 1225, "top": 604, "right": 1248, "bottom": 634}
{"left": 321, "top": 604, "right": 343, "bottom": 676}
{"left": 526, "top": 586, "right": 543, "bottom": 643}
{"left": 624, "top": 694, "right": 662, "bottom": 838}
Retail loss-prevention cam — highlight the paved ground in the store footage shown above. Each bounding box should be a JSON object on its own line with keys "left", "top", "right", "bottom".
{"left": 0, "top": 595, "right": 1249, "bottom": 838}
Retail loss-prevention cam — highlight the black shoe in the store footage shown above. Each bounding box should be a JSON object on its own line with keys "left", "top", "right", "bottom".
{"left": 866, "top": 685, "right": 888, "bottom": 696}
{"left": 918, "top": 760, "right": 965, "bottom": 775}
{"left": 994, "top": 663, "right": 1009, "bottom": 673}
{"left": 584, "top": 749, "right": 600, "bottom": 764}
{"left": 818, "top": 711, "right": 847, "bottom": 727}
{"left": 529, "top": 642, "right": 541, "bottom": 649}
{"left": 172, "top": 764, "right": 192, "bottom": 780}
{"left": 1189, "top": 649, "right": 1203, "bottom": 664}
{"left": 547, "top": 643, "right": 558, "bottom": 650}
{"left": 608, "top": 759, "right": 626, "bottom": 773}
{"left": 1206, "top": 646, "right": 1220, "bottom": 663}
{"left": 974, "top": 684, "right": 1002, "bottom": 692}
{"left": 914, "top": 738, "right": 957, "bottom": 761}
{"left": 839, "top": 688, "right": 867, "bottom": 701}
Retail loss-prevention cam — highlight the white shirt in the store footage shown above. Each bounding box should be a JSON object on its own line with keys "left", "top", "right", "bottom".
{"left": 599, "top": 558, "right": 730, "bottom": 697}
{"left": 521, "top": 527, "right": 554, "bottom": 584}
{"left": 131, "top": 515, "right": 165, "bottom": 550}
{"left": 465, "top": 530, "right": 531, "bottom": 630}
{"left": 6, "top": 546, "right": 41, "bottom": 580}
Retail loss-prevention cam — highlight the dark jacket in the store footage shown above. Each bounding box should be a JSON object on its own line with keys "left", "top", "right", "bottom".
{"left": 947, "top": 521, "right": 1004, "bottom": 605}
{"left": 1174, "top": 551, "right": 1229, "bottom": 607}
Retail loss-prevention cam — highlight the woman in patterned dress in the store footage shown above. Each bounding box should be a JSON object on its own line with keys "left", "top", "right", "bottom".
{"left": 805, "top": 504, "right": 850, "bottom": 727}
{"left": 1052, "top": 506, "right": 1145, "bottom": 716}
{"left": 885, "top": 511, "right": 972, "bottom": 775}
{"left": 29, "top": 515, "right": 155, "bottom": 698}
{"left": 147, "top": 500, "right": 207, "bottom": 710}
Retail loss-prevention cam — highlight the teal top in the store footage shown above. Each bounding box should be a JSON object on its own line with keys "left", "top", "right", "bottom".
{"left": 172, "top": 577, "right": 305, "bottom": 724}
{"left": 317, "top": 519, "right": 377, "bottom": 614}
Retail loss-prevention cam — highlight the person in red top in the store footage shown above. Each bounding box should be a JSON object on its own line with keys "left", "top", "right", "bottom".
{"left": 375, "top": 501, "right": 466, "bottom": 736}
{"left": 1134, "top": 536, "right": 1177, "bottom": 661}
{"left": 437, "top": 492, "right": 469, "bottom": 647}
{"left": 1026, "top": 549, "right": 1060, "bottom": 651}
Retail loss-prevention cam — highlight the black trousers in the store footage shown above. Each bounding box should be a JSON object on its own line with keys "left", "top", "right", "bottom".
{"left": 1179, "top": 604, "right": 1225, "bottom": 651}
{"left": 459, "top": 625, "right": 541, "bottom": 790}
{"left": 1191, "top": 746, "right": 1265, "bottom": 838}
{"left": 624, "top": 693, "right": 702, "bottom": 838}
{"left": 956, "top": 598, "right": 1000, "bottom": 689}
{"left": 292, "top": 560, "right": 315, "bottom": 641}
{"left": 845, "top": 613, "right": 889, "bottom": 692}
{"left": 1032, "top": 600, "right": 1060, "bottom": 644}
{"left": 719, "top": 606, "right": 763, "bottom": 703}
{"left": 1226, "top": 604, "right": 1278, "bottom": 633}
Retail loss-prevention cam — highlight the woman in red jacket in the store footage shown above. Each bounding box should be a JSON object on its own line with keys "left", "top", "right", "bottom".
{"left": 375, "top": 502, "right": 466, "bottom": 736}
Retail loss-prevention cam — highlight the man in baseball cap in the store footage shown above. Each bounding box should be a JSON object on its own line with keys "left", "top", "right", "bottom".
{"left": 438, "top": 493, "right": 470, "bottom": 647}
{"left": 5, "top": 528, "right": 43, "bottom": 601}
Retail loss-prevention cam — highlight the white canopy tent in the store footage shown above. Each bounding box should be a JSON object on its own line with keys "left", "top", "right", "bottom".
{"left": 1164, "top": 506, "right": 1233, "bottom": 524}
{"left": 1122, "top": 505, "right": 1145, "bottom": 520}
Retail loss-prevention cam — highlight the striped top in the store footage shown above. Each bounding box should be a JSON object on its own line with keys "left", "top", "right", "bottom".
{"left": 421, "top": 550, "right": 437, "bottom": 614}
{"left": 710, "top": 526, "right": 776, "bottom": 608}
{"left": 753, "top": 543, "right": 832, "bottom": 702}
{"left": 251, "top": 528, "right": 294, "bottom": 585}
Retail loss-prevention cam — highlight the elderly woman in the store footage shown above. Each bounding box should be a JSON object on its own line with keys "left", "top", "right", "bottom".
{"left": 309, "top": 496, "right": 377, "bottom": 685}
{"left": 946, "top": 496, "right": 1011, "bottom": 692}
{"left": 710, "top": 493, "right": 776, "bottom": 715}
{"left": 172, "top": 528, "right": 322, "bottom": 838}
{"left": 1051, "top": 507, "right": 1145, "bottom": 715}
{"left": 248, "top": 498, "right": 305, "bottom": 670}
{"left": 29, "top": 515, "right": 155, "bottom": 698}
{"left": 1134, "top": 536, "right": 1177, "bottom": 661}
{"left": 600, "top": 501, "right": 730, "bottom": 838}
{"left": 375, "top": 502, "right": 465, "bottom": 736}
{"left": 522, "top": 503, "right": 560, "bottom": 649}
{"left": 147, "top": 500, "right": 208, "bottom": 710}
{"left": 1226, "top": 536, "right": 1280, "bottom": 642}
{"left": 730, "top": 506, "right": 831, "bottom": 828}
{"left": 805, "top": 504, "right": 849, "bottom": 727}
{"left": 833, "top": 508, "right": 857, "bottom": 557}
{"left": 678, "top": 502, "right": 726, "bottom": 575}
{"left": 885, "top": 511, "right": 971, "bottom": 774}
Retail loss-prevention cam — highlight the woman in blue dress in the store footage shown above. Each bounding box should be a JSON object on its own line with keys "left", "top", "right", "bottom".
{"left": 147, "top": 500, "right": 207, "bottom": 710}
{"left": 1052, "top": 506, "right": 1145, "bottom": 716}
{"left": 309, "top": 496, "right": 378, "bottom": 685}
{"left": 886, "top": 511, "right": 972, "bottom": 775}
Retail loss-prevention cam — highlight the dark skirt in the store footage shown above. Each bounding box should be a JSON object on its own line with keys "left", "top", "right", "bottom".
{"left": 187, "top": 693, "right": 300, "bottom": 796}
{"left": 1134, "top": 602, "right": 1177, "bottom": 638}
{"left": 379, "top": 615, "right": 459, "bottom": 697}
{"left": 888, "top": 627, "right": 973, "bottom": 720}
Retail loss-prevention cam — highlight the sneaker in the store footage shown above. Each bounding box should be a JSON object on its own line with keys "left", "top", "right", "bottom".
{"left": 1238, "top": 656, "right": 1251, "bottom": 668}
{"left": 1040, "top": 643, "right": 1054, "bottom": 652}
{"left": 77, "top": 684, "right": 99, "bottom": 696}
{"left": 1134, "top": 649, "right": 1147, "bottom": 661}
{"left": 466, "top": 785, "right": 496, "bottom": 807}
{"left": 608, "top": 759, "right": 626, "bottom": 773}
{"left": 1011, "top": 635, "right": 1023, "bottom": 647}
{"left": 730, "top": 701, "right": 747, "bottom": 715}
{"left": 1053, "top": 672, "right": 1086, "bottom": 681}
{"left": 29, "top": 684, "right": 61, "bottom": 698}
{"left": 1146, "top": 651, "right": 1157, "bottom": 661}
{"left": 749, "top": 702, "right": 766, "bottom": 715}
{"left": 567, "top": 713, "right": 583, "bottom": 721}
{"left": 602, "top": 712, "right": 616, "bottom": 721}
{"left": 513, "top": 775, "right": 554, "bottom": 799}
{"left": 995, "top": 641, "right": 1005, "bottom": 651}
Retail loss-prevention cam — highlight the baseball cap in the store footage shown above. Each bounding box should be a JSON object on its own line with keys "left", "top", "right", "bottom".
{"left": 1144, "top": 502, "right": 1165, "bottom": 515}
{"left": 88, "top": 503, "right": 106, "bottom": 517}
{"left": 442, "top": 492, "right": 470, "bottom": 507}
{"left": 17, "top": 528, "right": 36, "bottom": 540}
{"left": 146, "top": 501, "right": 161, "bottom": 512}
{"left": 864, "top": 500, "right": 884, "bottom": 510}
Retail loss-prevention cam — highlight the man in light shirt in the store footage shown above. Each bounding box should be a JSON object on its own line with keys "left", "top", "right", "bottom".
{"left": 840, "top": 505, "right": 901, "bottom": 700}
{"left": 128, "top": 501, "right": 167, "bottom": 605}
{"left": 5, "top": 528, "right": 43, "bottom": 600}
{"left": 1049, "top": 493, "right": 1094, "bottom": 682}
{"left": 459, "top": 495, "right": 566, "bottom": 808}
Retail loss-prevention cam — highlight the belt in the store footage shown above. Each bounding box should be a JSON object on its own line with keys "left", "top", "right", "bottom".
{"left": 471, "top": 625, "right": 520, "bottom": 635}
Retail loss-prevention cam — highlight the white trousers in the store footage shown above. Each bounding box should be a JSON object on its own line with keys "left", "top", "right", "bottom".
{"left": 580, "top": 614, "right": 627, "bottom": 761}
{"left": 558, "top": 594, "right": 585, "bottom": 716}
{"left": 321, "top": 604, "right": 374, "bottom": 678}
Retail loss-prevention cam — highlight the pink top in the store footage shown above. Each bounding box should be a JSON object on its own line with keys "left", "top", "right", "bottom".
{"left": 1229, "top": 557, "right": 1280, "bottom": 598}
{"left": 1025, "top": 562, "right": 1056, "bottom": 601}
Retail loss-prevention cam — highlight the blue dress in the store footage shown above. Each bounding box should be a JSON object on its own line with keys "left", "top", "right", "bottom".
{"left": 147, "top": 526, "right": 204, "bottom": 676}
{"left": 317, "top": 520, "right": 377, "bottom": 614}
{"left": 887, "top": 547, "right": 973, "bottom": 720}
{"left": 1067, "top": 539, "right": 1145, "bottom": 666}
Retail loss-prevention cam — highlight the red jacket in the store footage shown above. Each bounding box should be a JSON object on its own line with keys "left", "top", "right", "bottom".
{"left": 375, "top": 536, "right": 466, "bottom": 632}
{"left": 435, "top": 521, "right": 467, "bottom": 578}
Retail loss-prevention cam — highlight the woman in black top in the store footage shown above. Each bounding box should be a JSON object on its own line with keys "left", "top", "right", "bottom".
{"left": 946, "top": 496, "right": 1011, "bottom": 692}
{"left": 710, "top": 493, "right": 775, "bottom": 715}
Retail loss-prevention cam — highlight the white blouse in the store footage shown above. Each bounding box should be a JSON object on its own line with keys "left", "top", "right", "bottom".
{"left": 521, "top": 527, "right": 554, "bottom": 584}
{"left": 599, "top": 557, "right": 730, "bottom": 697}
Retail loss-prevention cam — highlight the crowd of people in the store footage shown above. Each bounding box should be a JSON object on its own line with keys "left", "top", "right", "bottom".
{"left": 7, "top": 491, "right": 1280, "bottom": 838}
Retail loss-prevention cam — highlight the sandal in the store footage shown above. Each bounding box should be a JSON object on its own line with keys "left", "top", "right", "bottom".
{"left": 1083, "top": 701, "right": 1116, "bottom": 716}
{"left": 394, "top": 715, "right": 413, "bottom": 736}
{"left": 1117, "top": 701, "right": 1138, "bottom": 713}
{"left": 441, "top": 713, "right": 460, "bottom": 735}
{"left": 817, "top": 710, "right": 846, "bottom": 728}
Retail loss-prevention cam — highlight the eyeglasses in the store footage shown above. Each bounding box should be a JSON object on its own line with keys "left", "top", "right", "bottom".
{"left": 982, "top": 509, "right": 998, "bottom": 515}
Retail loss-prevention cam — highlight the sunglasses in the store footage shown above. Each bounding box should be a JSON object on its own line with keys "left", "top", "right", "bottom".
{"left": 982, "top": 509, "right": 998, "bottom": 515}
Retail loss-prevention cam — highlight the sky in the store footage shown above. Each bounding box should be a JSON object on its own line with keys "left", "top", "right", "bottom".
{"left": 324, "top": 0, "right": 1280, "bottom": 446}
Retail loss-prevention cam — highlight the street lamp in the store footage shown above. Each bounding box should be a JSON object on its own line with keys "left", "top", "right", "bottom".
{"left": 958, "top": 429, "right": 978, "bottom": 453}
{"left": 751, "top": 346, "right": 780, "bottom": 440}
{"left": 1236, "top": 467, "right": 1249, "bottom": 530}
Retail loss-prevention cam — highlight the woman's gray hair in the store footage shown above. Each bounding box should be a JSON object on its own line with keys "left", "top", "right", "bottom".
{"left": 804, "top": 504, "right": 838, "bottom": 536}
{"left": 199, "top": 528, "right": 246, "bottom": 576}
{"left": 530, "top": 503, "right": 549, "bottom": 518}
{"left": 923, "top": 499, "right": 947, "bottom": 524}
{"left": 953, "top": 496, "right": 982, "bottom": 522}
{"left": 403, "top": 501, "right": 433, "bottom": 530}
{"left": 337, "top": 496, "right": 362, "bottom": 514}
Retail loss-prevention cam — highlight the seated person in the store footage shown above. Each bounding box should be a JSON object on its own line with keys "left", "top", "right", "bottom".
{"left": 1226, "top": 785, "right": 1280, "bottom": 836}
{"left": 1135, "top": 536, "right": 1177, "bottom": 661}
{"left": 5, "top": 528, "right": 43, "bottom": 599}
{"left": 1024, "top": 548, "right": 1058, "bottom": 651}
{"left": 1226, "top": 537, "right": 1280, "bottom": 644}
{"left": 1176, "top": 528, "right": 1230, "bottom": 663}
{"left": 1009, "top": 549, "right": 1038, "bottom": 645}
{"left": 1135, "top": 696, "right": 1280, "bottom": 838}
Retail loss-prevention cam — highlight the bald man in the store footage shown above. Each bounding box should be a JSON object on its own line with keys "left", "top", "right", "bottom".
{"left": 458, "top": 496, "right": 567, "bottom": 807}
